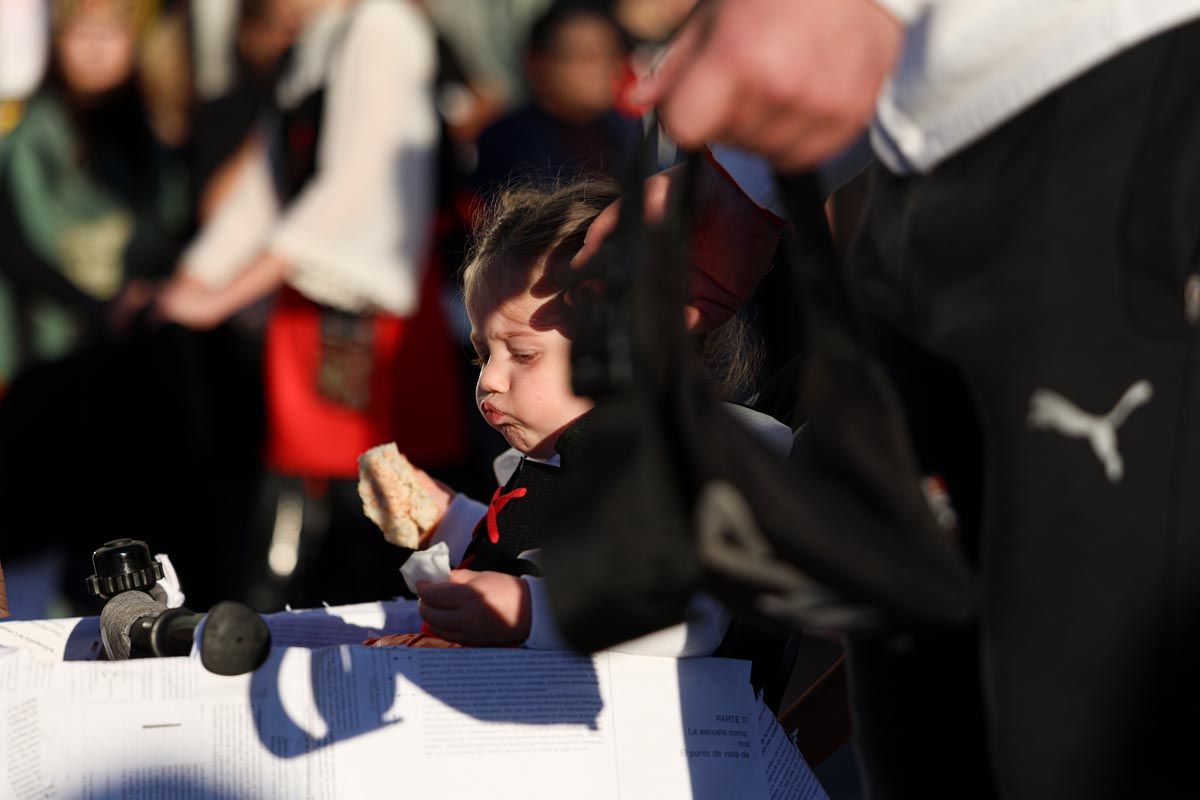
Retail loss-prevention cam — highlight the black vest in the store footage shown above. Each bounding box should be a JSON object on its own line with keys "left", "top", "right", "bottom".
{"left": 460, "top": 414, "right": 595, "bottom": 576}
{"left": 274, "top": 85, "right": 324, "bottom": 203}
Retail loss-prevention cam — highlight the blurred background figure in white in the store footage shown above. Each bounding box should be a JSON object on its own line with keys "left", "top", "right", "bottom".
{"left": 157, "top": 0, "right": 467, "bottom": 610}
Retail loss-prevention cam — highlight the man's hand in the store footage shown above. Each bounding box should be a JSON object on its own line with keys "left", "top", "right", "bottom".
{"left": 633, "top": 0, "right": 904, "bottom": 171}
{"left": 572, "top": 158, "right": 783, "bottom": 332}
{"left": 417, "top": 570, "right": 532, "bottom": 646}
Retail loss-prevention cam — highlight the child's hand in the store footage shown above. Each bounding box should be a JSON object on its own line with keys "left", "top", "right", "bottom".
{"left": 416, "top": 570, "right": 532, "bottom": 646}
{"left": 412, "top": 469, "right": 454, "bottom": 536}
{"left": 358, "top": 444, "right": 456, "bottom": 548}
{"left": 407, "top": 467, "right": 455, "bottom": 549}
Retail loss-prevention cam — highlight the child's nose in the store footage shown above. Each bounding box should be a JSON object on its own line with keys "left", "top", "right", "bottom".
{"left": 476, "top": 360, "right": 507, "bottom": 395}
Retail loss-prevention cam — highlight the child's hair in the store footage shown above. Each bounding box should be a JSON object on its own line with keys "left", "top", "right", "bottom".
{"left": 462, "top": 176, "right": 620, "bottom": 328}
{"left": 462, "top": 176, "right": 762, "bottom": 401}
{"left": 699, "top": 311, "right": 763, "bottom": 405}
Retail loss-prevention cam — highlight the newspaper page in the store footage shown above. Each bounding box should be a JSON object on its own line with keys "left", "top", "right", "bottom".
{"left": 0, "top": 646, "right": 819, "bottom": 799}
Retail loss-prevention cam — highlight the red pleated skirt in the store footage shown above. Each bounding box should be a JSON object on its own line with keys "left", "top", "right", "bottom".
{"left": 264, "top": 266, "right": 467, "bottom": 478}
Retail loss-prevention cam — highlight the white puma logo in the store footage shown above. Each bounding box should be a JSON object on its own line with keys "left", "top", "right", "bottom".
{"left": 1026, "top": 380, "right": 1153, "bottom": 483}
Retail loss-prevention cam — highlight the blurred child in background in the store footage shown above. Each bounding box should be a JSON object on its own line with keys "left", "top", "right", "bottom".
{"left": 472, "top": 1, "right": 639, "bottom": 189}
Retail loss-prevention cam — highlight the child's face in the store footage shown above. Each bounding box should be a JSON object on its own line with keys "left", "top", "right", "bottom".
{"left": 471, "top": 291, "right": 593, "bottom": 460}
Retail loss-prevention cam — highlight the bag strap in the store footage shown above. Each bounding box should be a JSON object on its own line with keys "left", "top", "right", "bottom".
{"left": 567, "top": 116, "right": 665, "bottom": 397}
{"left": 776, "top": 173, "right": 870, "bottom": 357}
{"left": 558, "top": 126, "right": 971, "bottom": 629}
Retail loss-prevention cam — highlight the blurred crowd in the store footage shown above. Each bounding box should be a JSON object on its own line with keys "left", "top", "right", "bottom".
{"left": 0, "top": 0, "right": 698, "bottom": 619}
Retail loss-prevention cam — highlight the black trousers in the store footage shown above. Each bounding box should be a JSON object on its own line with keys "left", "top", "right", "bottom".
{"left": 845, "top": 19, "right": 1200, "bottom": 799}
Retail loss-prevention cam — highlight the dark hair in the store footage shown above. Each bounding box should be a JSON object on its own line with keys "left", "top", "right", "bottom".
{"left": 526, "top": 1, "right": 630, "bottom": 57}
{"left": 462, "top": 175, "right": 620, "bottom": 328}
{"left": 699, "top": 311, "right": 764, "bottom": 405}
{"left": 44, "top": 0, "right": 158, "bottom": 202}
{"left": 463, "top": 176, "right": 762, "bottom": 401}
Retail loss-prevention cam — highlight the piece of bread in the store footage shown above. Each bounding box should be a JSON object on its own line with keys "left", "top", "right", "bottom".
{"left": 357, "top": 443, "right": 440, "bottom": 548}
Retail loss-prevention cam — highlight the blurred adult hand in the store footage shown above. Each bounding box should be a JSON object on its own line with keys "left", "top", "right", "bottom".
{"left": 155, "top": 274, "right": 228, "bottom": 330}
{"left": 156, "top": 252, "right": 289, "bottom": 330}
{"left": 571, "top": 158, "right": 783, "bottom": 332}
{"left": 632, "top": 0, "right": 904, "bottom": 171}
{"left": 106, "top": 279, "right": 155, "bottom": 334}
{"left": 417, "top": 570, "right": 532, "bottom": 646}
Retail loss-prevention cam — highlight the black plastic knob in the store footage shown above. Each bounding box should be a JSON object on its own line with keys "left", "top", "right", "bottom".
{"left": 86, "top": 538, "right": 164, "bottom": 599}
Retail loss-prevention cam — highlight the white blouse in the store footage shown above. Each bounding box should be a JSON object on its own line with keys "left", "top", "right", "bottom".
{"left": 181, "top": 0, "right": 438, "bottom": 315}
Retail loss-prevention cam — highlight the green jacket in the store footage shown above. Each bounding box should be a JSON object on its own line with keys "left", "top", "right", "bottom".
{"left": 0, "top": 90, "right": 189, "bottom": 379}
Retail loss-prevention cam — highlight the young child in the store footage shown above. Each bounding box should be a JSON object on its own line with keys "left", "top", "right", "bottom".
{"left": 369, "top": 177, "right": 792, "bottom": 653}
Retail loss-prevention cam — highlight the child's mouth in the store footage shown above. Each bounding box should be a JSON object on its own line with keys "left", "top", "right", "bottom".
{"left": 480, "top": 401, "right": 507, "bottom": 426}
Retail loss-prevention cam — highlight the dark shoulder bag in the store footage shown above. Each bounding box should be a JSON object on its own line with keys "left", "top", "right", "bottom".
{"left": 542, "top": 142, "right": 974, "bottom": 653}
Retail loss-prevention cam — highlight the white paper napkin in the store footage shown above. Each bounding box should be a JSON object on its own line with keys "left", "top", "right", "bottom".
{"left": 400, "top": 542, "right": 451, "bottom": 594}
{"left": 151, "top": 553, "right": 186, "bottom": 608}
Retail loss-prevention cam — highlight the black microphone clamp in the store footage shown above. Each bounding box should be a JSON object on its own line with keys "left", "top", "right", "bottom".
{"left": 88, "top": 539, "right": 271, "bottom": 676}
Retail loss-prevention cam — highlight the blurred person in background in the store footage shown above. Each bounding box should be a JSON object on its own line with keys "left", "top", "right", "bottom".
{"left": 610, "top": 0, "right": 695, "bottom": 119}
{"left": 0, "top": 0, "right": 202, "bottom": 618}
{"left": 612, "top": 0, "right": 695, "bottom": 48}
{"left": 0, "top": 0, "right": 50, "bottom": 137}
{"left": 420, "top": 0, "right": 551, "bottom": 117}
{"left": 0, "top": 0, "right": 51, "bottom": 393}
{"left": 137, "top": 1, "right": 191, "bottom": 152}
{"left": 0, "top": 0, "right": 188, "bottom": 377}
{"left": 156, "top": 0, "right": 466, "bottom": 610}
{"left": 190, "top": 0, "right": 295, "bottom": 224}
{"left": 0, "top": 0, "right": 51, "bottom": 137}
{"left": 410, "top": 25, "right": 518, "bottom": 505}
{"left": 471, "top": 0, "right": 639, "bottom": 189}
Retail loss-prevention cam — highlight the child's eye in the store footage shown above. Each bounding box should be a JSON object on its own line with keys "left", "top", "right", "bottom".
{"left": 511, "top": 351, "right": 540, "bottom": 365}
{"left": 470, "top": 350, "right": 488, "bottom": 367}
